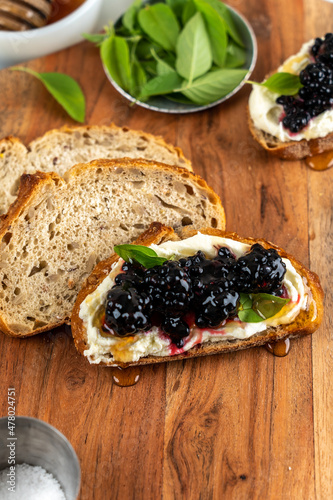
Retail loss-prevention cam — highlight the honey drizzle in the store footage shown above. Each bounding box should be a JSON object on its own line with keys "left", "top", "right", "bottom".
{"left": 111, "top": 367, "right": 141, "bottom": 387}
{"left": 305, "top": 150, "right": 333, "bottom": 171}
{"left": 265, "top": 338, "right": 291, "bottom": 357}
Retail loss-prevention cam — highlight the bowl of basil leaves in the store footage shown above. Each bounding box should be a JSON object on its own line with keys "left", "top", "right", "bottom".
{"left": 97, "top": 0, "right": 257, "bottom": 113}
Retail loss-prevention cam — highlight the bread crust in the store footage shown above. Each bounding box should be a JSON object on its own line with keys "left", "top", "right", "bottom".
{"left": 71, "top": 225, "right": 324, "bottom": 367}
{"left": 0, "top": 160, "right": 224, "bottom": 337}
{"left": 29, "top": 123, "right": 192, "bottom": 170}
{"left": 248, "top": 108, "right": 333, "bottom": 160}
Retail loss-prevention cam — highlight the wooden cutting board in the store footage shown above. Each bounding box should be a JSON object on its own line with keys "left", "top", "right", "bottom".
{"left": 0, "top": 1, "right": 332, "bottom": 498}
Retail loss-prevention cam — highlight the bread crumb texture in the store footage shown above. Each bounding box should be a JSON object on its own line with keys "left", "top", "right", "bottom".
{"left": 0, "top": 159, "right": 224, "bottom": 336}
{"left": 0, "top": 124, "right": 192, "bottom": 214}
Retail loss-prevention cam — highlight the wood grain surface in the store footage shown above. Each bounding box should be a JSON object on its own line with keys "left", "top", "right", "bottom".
{"left": 0, "top": 1, "right": 332, "bottom": 499}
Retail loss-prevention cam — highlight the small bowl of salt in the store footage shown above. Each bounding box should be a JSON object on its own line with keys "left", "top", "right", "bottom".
{"left": 0, "top": 416, "right": 80, "bottom": 500}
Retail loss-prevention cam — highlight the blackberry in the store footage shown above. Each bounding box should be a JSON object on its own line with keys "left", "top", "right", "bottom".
{"left": 195, "top": 284, "right": 239, "bottom": 328}
{"left": 162, "top": 316, "right": 190, "bottom": 348}
{"left": 180, "top": 248, "right": 237, "bottom": 294}
{"left": 234, "top": 244, "right": 286, "bottom": 294}
{"left": 277, "top": 33, "right": 333, "bottom": 133}
{"left": 104, "top": 286, "right": 151, "bottom": 336}
{"left": 311, "top": 37, "right": 324, "bottom": 58}
{"left": 143, "top": 260, "right": 192, "bottom": 317}
{"left": 114, "top": 261, "right": 145, "bottom": 290}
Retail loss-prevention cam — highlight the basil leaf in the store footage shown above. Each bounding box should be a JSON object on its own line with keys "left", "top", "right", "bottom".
{"left": 139, "top": 71, "right": 183, "bottom": 98}
{"left": 225, "top": 41, "right": 246, "bottom": 68}
{"left": 166, "top": 0, "right": 186, "bottom": 18}
{"left": 130, "top": 60, "right": 147, "bottom": 97}
{"left": 239, "top": 292, "right": 253, "bottom": 310}
{"left": 176, "top": 12, "right": 212, "bottom": 82}
{"left": 83, "top": 23, "right": 114, "bottom": 46}
{"left": 114, "top": 244, "right": 167, "bottom": 268}
{"left": 151, "top": 48, "right": 175, "bottom": 76}
{"left": 237, "top": 292, "right": 290, "bottom": 323}
{"left": 165, "top": 93, "right": 193, "bottom": 104}
{"left": 248, "top": 72, "right": 303, "bottom": 96}
{"left": 181, "top": 68, "right": 247, "bottom": 104}
{"left": 82, "top": 32, "right": 108, "bottom": 46}
{"left": 205, "top": 0, "right": 244, "bottom": 47}
{"left": 122, "top": 0, "right": 142, "bottom": 33}
{"left": 141, "top": 60, "right": 158, "bottom": 76}
{"left": 252, "top": 293, "right": 290, "bottom": 320}
{"left": 12, "top": 67, "right": 85, "bottom": 122}
{"left": 193, "top": 0, "right": 228, "bottom": 67}
{"left": 238, "top": 308, "right": 264, "bottom": 323}
{"left": 182, "top": 0, "right": 197, "bottom": 24}
{"left": 138, "top": 4, "right": 180, "bottom": 51}
{"left": 101, "top": 35, "right": 131, "bottom": 92}
{"left": 136, "top": 39, "right": 165, "bottom": 60}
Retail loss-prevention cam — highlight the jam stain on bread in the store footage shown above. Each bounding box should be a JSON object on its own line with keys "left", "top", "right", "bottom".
{"left": 72, "top": 224, "right": 324, "bottom": 368}
{"left": 248, "top": 33, "right": 333, "bottom": 163}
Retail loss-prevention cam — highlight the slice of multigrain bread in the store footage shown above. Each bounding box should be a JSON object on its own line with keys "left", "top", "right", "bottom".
{"left": 71, "top": 224, "right": 324, "bottom": 367}
{"left": 0, "top": 124, "right": 192, "bottom": 214}
{"left": 0, "top": 158, "right": 224, "bottom": 337}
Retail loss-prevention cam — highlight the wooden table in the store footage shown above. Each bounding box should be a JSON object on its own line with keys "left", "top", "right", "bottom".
{"left": 0, "top": 1, "right": 332, "bottom": 498}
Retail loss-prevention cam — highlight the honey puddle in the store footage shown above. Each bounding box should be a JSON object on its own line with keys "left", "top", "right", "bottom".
{"left": 265, "top": 338, "right": 291, "bottom": 357}
{"left": 111, "top": 366, "right": 141, "bottom": 387}
{"left": 305, "top": 150, "right": 333, "bottom": 171}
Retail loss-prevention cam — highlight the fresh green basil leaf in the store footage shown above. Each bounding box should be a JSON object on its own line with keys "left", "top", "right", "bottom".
{"left": 101, "top": 35, "right": 131, "bottom": 92}
{"left": 165, "top": 93, "right": 193, "bottom": 104}
{"left": 151, "top": 48, "right": 175, "bottom": 75}
{"left": 166, "top": 0, "right": 186, "bottom": 18}
{"left": 138, "top": 4, "right": 180, "bottom": 51}
{"left": 114, "top": 244, "right": 167, "bottom": 268}
{"left": 82, "top": 32, "right": 108, "bottom": 46}
{"left": 83, "top": 22, "right": 114, "bottom": 45}
{"left": 225, "top": 41, "right": 246, "bottom": 68}
{"left": 193, "top": 0, "right": 227, "bottom": 67}
{"left": 182, "top": 0, "right": 197, "bottom": 24}
{"left": 130, "top": 60, "right": 147, "bottom": 97}
{"left": 12, "top": 67, "right": 85, "bottom": 122}
{"left": 239, "top": 292, "right": 253, "bottom": 311}
{"left": 139, "top": 71, "right": 183, "bottom": 98}
{"left": 136, "top": 39, "right": 164, "bottom": 60}
{"left": 204, "top": 0, "right": 244, "bottom": 47}
{"left": 238, "top": 308, "right": 264, "bottom": 323}
{"left": 238, "top": 293, "right": 263, "bottom": 322}
{"left": 122, "top": 0, "right": 142, "bottom": 33}
{"left": 238, "top": 309, "right": 263, "bottom": 323}
{"left": 181, "top": 68, "right": 247, "bottom": 104}
{"left": 247, "top": 72, "right": 303, "bottom": 96}
{"left": 176, "top": 12, "right": 212, "bottom": 82}
{"left": 252, "top": 293, "right": 290, "bottom": 320}
{"left": 141, "top": 60, "right": 158, "bottom": 76}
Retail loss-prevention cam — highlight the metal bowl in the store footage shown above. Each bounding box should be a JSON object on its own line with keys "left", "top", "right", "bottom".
{"left": 103, "top": 3, "right": 257, "bottom": 114}
{"left": 0, "top": 416, "right": 80, "bottom": 500}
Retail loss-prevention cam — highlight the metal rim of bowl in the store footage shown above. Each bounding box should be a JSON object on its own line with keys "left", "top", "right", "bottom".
{"left": 103, "top": 4, "right": 258, "bottom": 114}
{"left": 0, "top": 416, "right": 81, "bottom": 499}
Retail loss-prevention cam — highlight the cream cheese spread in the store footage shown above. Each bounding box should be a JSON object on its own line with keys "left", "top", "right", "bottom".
{"left": 248, "top": 39, "right": 333, "bottom": 142}
{"left": 79, "top": 233, "right": 308, "bottom": 364}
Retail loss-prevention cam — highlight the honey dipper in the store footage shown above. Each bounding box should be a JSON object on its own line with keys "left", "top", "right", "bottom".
{"left": 0, "top": 0, "right": 54, "bottom": 31}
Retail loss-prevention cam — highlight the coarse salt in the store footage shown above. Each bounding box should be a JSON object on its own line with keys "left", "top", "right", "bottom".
{"left": 0, "top": 463, "right": 66, "bottom": 500}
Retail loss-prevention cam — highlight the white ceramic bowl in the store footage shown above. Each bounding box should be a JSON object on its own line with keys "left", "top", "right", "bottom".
{"left": 0, "top": 0, "right": 103, "bottom": 69}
